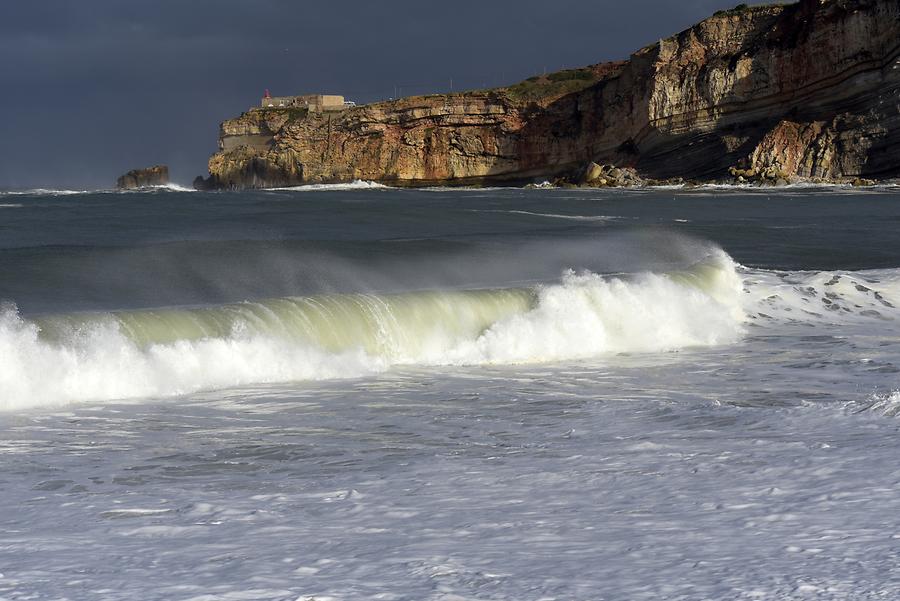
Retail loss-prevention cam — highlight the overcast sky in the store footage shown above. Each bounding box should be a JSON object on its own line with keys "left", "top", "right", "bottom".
{"left": 1, "top": 0, "right": 745, "bottom": 189}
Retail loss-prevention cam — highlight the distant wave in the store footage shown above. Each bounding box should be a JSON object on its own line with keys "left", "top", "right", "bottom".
{"left": 1, "top": 184, "right": 197, "bottom": 196}
{"left": 0, "top": 188, "right": 88, "bottom": 196}
{"left": 141, "top": 183, "right": 196, "bottom": 192}
{"left": 469, "top": 209, "right": 625, "bottom": 221}
{"left": 268, "top": 180, "right": 391, "bottom": 191}
{"left": 421, "top": 185, "right": 520, "bottom": 192}
{"left": 687, "top": 182, "right": 900, "bottom": 192}
{"left": 111, "top": 184, "right": 198, "bottom": 193}
{"left": 1, "top": 250, "right": 745, "bottom": 409}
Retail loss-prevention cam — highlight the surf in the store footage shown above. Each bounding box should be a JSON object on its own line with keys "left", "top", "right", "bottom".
{"left": 0, "top": 250, "right": 745, "bottom": 409}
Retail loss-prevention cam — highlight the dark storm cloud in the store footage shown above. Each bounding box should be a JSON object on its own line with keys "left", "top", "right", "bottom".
{"left": 0, "top": 0, "right": 744, "bottom": 189}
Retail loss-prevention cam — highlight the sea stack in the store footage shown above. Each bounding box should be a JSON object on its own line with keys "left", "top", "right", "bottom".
{"left": 116, "top": 165, "right": 170, "bottom": 189}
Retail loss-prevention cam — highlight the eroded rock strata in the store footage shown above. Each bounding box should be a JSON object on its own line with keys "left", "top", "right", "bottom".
{"left": 203, "top": 0, "right": 900, "bottom": 188}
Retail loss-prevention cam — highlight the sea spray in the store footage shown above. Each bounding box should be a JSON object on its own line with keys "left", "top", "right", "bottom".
{"left": 0, "top": 305, "right": 384, "bottom": 410}
{"left": 449, "top": 256, "right": 746, "bottom": 364}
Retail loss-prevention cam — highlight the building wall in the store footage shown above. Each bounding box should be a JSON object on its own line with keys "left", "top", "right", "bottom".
{"left": 318, "top": 95, "right": 345, "bottom": 107}
{"left": 260, "top": 94, "right": 346, "bottom": 109}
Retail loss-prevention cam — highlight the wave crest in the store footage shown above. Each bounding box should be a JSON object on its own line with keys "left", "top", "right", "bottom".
{"left": 1, "top": 251, "right": 745, "bottom": 409}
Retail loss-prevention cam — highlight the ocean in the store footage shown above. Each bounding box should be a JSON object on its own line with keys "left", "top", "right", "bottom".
{"left": 1, "top": 184, "right": 900, "bottom": 600}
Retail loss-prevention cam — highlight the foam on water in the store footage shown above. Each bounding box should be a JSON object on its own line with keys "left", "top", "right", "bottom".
{"left": 856, "top": 390, "right": 900, "bottom": 417}
{"left": 268, "top": 180, "right": 391, "bottom": 191}
{"left": 742, "top": 267, "right": 900, "bottom": 326}
{"left": 1, "top": 184, "right": 198, "bottom": 197}
{"left": 0, "top": 308, "right": 383, "bottom": 411}
{"left": 0, "top": 250, "right": 745, "bottom": 409}
{"left": 468, "top": 209, "right": 624, "bottom": 221}
{"left": 133, "top": 183, "right": 197, "bottom": 193}
{"left": 0, "top": 188, "right": 87, "bottom": 196}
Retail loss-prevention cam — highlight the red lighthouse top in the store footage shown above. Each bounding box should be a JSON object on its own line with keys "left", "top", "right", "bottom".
{"left": 264, "top": 89, "right": 271, "bottom": 98}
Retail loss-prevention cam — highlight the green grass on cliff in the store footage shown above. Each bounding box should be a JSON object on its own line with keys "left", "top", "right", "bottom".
{"left": 502, "top": 67, "right": 601, "bottom": 103}
{"left": 714, "top": 3, "right": 751, "bottom": 15}
{"left": 712, "top": 2, "right": 790, "bottom": 17}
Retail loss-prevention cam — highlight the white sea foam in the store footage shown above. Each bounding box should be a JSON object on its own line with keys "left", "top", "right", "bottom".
{"left": 1, "top": 184, "right": 197, "bottom": 196}
{"left": 444, "top": 261, "right": 745, "bottom": 364}
{"left": 849, "top": 390, "right": 900, "bottom": 417}
{"left": 469, "top": 209, "right": 623, "bottom": 221}
{"left": 113, "top": 183, "right": 198, "bottom": 193}
{"left": 0, "top": 308, "right": 384, "bottom": 411}
{"left": 1, "top": 188, "right": 87, "bottom": 196}
{"left": 268, "top": 180, "right": 391, "bottom": 191}
{"left": 147, "top": 183, "right": 196, "bottom": 192}
{"left": 742, "top": 267, "right": 900, "bottom": 326}
{"left": 421, "top": 185, "right": 518, "bottom": 192}
{"left": 0, "top": 251, "right": 746, "bottom": 409}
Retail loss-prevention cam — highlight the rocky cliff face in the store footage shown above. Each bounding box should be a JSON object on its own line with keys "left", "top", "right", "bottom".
{"left": 204, "top": 0, "right": 900, "bottom": 188}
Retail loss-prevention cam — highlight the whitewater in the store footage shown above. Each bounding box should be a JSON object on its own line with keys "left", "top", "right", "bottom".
{"left": 2, "top": 186, "right": 900, "bottom": 600}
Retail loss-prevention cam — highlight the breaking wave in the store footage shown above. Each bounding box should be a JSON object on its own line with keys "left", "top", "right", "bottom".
{"left": 1, "top": 250, "right": 745, "bottom": 409}
{"left": 468, "top": 209, "right": 625, "bottom": 222}
{"left": 0, "top": 189, "right": 87, "bottom": 196}
{"left": 1, "top": 184, "right": 197, "bottom": 196}
{"left": 268, "top": 180, "right": 391, "bottom": 192}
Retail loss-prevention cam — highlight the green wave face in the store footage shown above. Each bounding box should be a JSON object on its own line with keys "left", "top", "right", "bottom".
{"left": 34, "top": 288, "right": 538, "bottom": 360}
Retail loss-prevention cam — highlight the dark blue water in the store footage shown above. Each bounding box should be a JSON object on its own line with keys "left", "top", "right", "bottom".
{"left": 2, "top": 186, "right": 899, "bottom": 314}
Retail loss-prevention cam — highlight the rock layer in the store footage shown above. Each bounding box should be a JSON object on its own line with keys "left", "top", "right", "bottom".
{"left": 204, "top": 0, "right": 900, "bottom": 188}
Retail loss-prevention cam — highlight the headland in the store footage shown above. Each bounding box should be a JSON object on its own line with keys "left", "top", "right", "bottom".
{"left": 196, "top": 0, "right": 900, "bottom": 189}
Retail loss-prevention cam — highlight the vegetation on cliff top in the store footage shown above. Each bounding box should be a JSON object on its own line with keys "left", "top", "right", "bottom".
{"left": 712, "top": 2, "right": 791, "bottom": 17}
{"left": 502, "top": 67, "right": 601, "bottom": 103}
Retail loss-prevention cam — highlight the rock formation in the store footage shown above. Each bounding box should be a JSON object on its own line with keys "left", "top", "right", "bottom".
{"left": 579, "top": 163, "right": 644, "bottom": 187}
{"left": 201, "top": 0, "right": 900, "bottom": 188}
{"left": 116, "top": 165, "right": 170, "bottom": 189}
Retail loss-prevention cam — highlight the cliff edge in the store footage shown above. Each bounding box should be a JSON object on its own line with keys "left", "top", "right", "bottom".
{"left": 202, "top": 0, "right": 900, "bottom": 188}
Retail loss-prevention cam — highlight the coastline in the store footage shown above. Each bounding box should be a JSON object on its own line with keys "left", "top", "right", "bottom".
{"left": 5, "top": 178, "right": 900, "bottom": 198}
{"left": 196, "top": 0, "right": 900, "bottom": 191}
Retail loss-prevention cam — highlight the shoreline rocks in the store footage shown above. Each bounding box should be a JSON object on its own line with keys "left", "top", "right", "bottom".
{"left": 578, "top": 163, "right": 644, "bottom": 187}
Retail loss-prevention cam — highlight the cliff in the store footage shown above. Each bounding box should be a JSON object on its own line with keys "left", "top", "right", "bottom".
{"left": 203, "top": 0, "right": 900, "bottom": 188}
